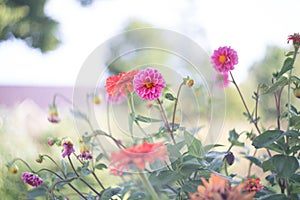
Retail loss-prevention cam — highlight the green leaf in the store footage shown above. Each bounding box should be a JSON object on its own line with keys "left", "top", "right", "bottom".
{"left": 262, "top": 159, "right": 275, "bottom": 172}
{"left": 81, "top": 166, "right": 92, "bottom": 176}
{"left": 264, "top": 76, "right": 288, "bottom": 94}
{"left": 228, "top": 129, "right": 244, "bottom": 146}
{"left": 165, "top": 93, "right": 176, "bottom": 101}
{"left": 286, "top": 51, "right": 295, "bottom": 57}
{"left": 252, "top": 130, "right": 284, "bottom": 148}
{"left": 184, "top": 131, "right": 203, "bottom": 158}
{"left": 244, "top": 155, "right": 262, "bottom": 167}
{"left": 27, "top": 187, "right": 47, "bottom": 199}
{"left": 166, "top": 141, "right": 186, "bottom": 162}
{"left": 257, "top": 194, "right": 288, "bottom": 200}
{"left": 95, "top": 163, "right": 108, "bottom": 170}
{"left": 96, "top": 153, "right": 104, "bottom": 162}
{"left": 278, "top": 57, "right": 293, "bottom": 77}
{"left": 149, "top": 170, "right": 182, "bottom": 186}
{"left": 135, "top": 115, "right": 161, "bottom": 123}
{"left": 69, "top": 109, "right": 88, "bottom": 121}
{"left": 271, "top": 155, "right": 299, "bottom": 178}
{"left": 100, "top": 187, "right": 121, "bottom": 200}
{"left": 61, "top": 159, "right": 67, "bottom": 175}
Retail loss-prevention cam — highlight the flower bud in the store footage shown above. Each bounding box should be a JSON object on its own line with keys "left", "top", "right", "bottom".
{"left": 294, "top": 88, "right": 300, "bottom": 98}
{"left": 186, "top": 79, "right": 194, "bottom": 88}
{"left": 8, "top": 164, "right": 19, "bottom": 174}
{"left": 93, "top": 95, "right": 101, "bottom": 105}
{"left": 47, "top": 137, "right": 56, "bottom": 146}
{"left": 35, "top": 155, "right": 44, "bottom": 163}
{"left": 48, "top": 104, "right": 60, "bottom": 123}
{"left": 224, "top": 152, "right": 235, "bottom": 165}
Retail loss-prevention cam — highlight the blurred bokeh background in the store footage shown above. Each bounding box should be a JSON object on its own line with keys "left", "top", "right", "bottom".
{"left": 1, "top": 0, "right": 300, "bottom": 198}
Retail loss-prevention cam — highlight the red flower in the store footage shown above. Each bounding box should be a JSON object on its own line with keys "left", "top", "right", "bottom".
{"left": 242, "top": 177, "right": 263, "bottom": 192}
{"left": 109, "top": 168, "right": 123, "bottom": 176}
{"left": 105, "top": 70, "right": 139, "bottom": 98}
{"left": 110, "top": 142, "right": 169, "bottom": 171}
{"left": 287, "top": 33, "right": 300, "bottom": 45}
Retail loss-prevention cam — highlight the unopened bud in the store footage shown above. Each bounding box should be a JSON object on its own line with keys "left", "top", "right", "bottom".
{"left": 35, "top": 155, "right": 44, "bottom": 163}
{"left": 8, "top": 164, "right": 19, "bottom": 174}
{"left": 225, "top": 152, "right": 235, "bottom": 165}
{"left": 93, "top": 95, "right": 101, "bottom": 105}
{"left": 186, "top": 79, "right": 194, "bottom": 88}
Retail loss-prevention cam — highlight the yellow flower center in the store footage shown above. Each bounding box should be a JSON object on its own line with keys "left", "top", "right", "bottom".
{"left": 218, "top": 55, "right": 227, "bottom": 63}
{"left": 145, "top": 82, "right": 154, "bottom": 89}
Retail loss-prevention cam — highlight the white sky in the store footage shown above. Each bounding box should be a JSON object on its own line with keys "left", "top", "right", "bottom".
{"left": 0, "top": 0, "right": 299, "bottom": 86}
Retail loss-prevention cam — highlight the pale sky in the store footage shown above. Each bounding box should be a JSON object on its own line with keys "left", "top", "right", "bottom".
{"left": 0, "top": 0, "right": 299, "bottom": 86}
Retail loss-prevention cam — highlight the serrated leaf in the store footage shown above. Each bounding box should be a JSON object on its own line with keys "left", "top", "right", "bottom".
{"left": 184, "top": 131, "right": 202, "bottom": 158}
{"left": 252, "top": 130, "right": 284, "bottom": 148}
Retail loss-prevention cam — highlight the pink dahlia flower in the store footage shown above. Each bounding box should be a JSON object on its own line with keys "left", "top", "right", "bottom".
{"left": 62, "top": 139, "right": 75, "bottom": 158}
{"left": 133, "top": 68, "right": 166, "bottom": 101}
{"left": 214, "top": 72, "right": 229, "bottom": 88}
{"left": 211, "top": 46, "right": 238, "bottom": 73}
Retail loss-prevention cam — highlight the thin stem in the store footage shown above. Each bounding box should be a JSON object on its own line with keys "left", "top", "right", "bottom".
{"left": 139, "top": 172, "right": 160, "bottom": 199}
{"left": 127, "top": 92, "right": 149, "bottom": 137}
{"left": 42, "top": 154, "right": 66, "bottom": 177}
{"left": 92, "top": 172, "right": 105, "bottom": 190}
{"left": 156, "top": 98, "right": 176, "bottom": 144}
{"left": 11, "top": 158, "right": 35, "bottom": 172}
{"left": 93, "top": 130, "right": 126, "bottom": 149}
{"left": 171, "top": 82, "right": 184, "bottom": 132}
{"left": 229, "top": 72, "right": 272, "bottom": 157}
{"left": 68, "top": 156, "right": 101, "bottom": 196}
{"left": 247, "top": 149, "right": 257, "bottom": 177}
{"left": 50, "top": 177, "right": 88, "bottom": 200}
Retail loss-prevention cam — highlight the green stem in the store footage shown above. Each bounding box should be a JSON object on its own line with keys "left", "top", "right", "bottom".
{"left": 156, "top": 98, "right": 175, "bottom": 144}
{"left": 229, "top": 72, "right": 272, "bottom": 157}
{"left": 171, "top": 82, "right": 184, "bottom": 132}
{"left": 127, "top": 92, "right": 150, "bottom": 137}
{"left": 139, "top": 172, "right": 159, "bottom": 199}
{"left": 286, "top": 47, "right": 299, "bottom": 145}
{"left": 68, "top": 156, "right": 101, "bottom": 196}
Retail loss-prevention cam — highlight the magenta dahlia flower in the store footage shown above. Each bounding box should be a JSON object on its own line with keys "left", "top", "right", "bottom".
{"left": 211, "top": 46, "right": 238, "bottom": 73}
{"left": 62, "top": 139, "right": 75, "bottom": 158}
{"left": 133, "top": 68, "right": 166, "bottom": 101}
{"left": 21, "top": 172, "right": 43, "bottom": 187}
{"left": 214, "top": 72, "right": 229, "bottom": 88}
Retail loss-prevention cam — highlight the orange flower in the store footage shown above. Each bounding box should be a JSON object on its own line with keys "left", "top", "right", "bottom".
{"left": 105, "top": 70, "right": 139, "bottom": 97}
{"left": 110, "top": 142, "right": 169, "bottom": 171}
{"left": 189, "top": 174, "right": 256, "bottom": 200}
{"left": 242, "top": 177, "right": 263, "bottom": 192}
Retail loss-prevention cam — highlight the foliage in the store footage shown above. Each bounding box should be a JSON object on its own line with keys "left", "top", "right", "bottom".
{"left": 6, "top": 34, "right": 300, "bottom": 200}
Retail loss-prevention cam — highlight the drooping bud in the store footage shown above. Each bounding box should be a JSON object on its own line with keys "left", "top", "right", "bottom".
{"left": 224, "top": 151, "right": 235, "bottom": 165}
